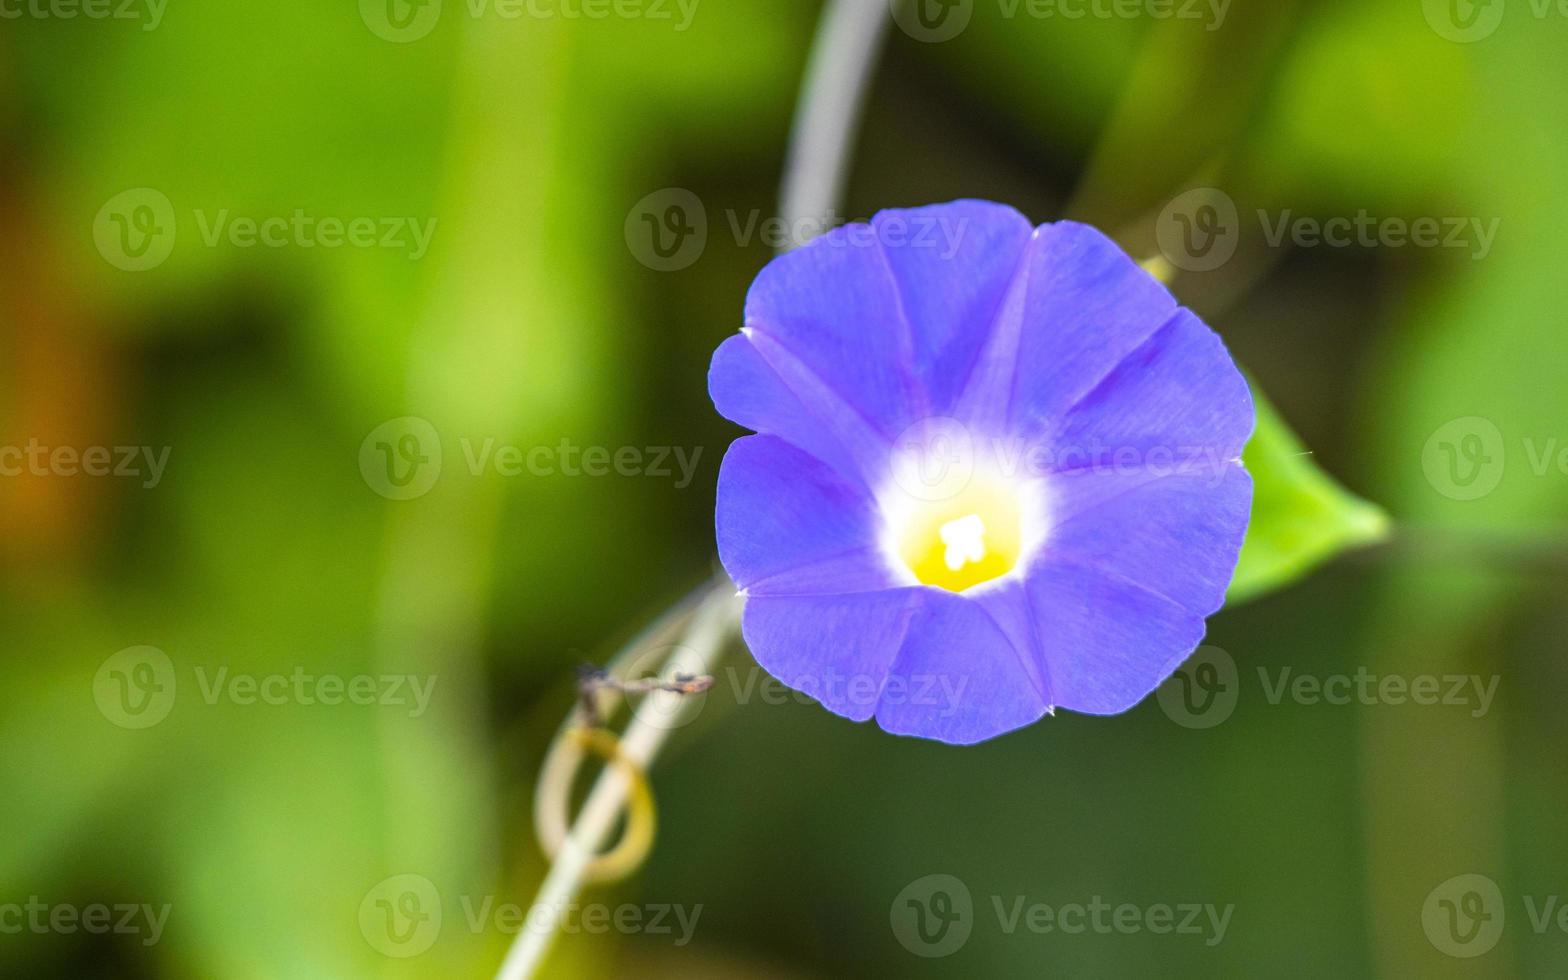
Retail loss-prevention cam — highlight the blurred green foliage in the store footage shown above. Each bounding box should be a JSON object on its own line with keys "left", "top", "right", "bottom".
{"left": 3, "top": 1, "right": 1567, "bottom": 978}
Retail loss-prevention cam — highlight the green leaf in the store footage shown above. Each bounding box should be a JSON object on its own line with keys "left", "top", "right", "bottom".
{"left": 1228, "top": 386, "right": 1390, "bottom": 604}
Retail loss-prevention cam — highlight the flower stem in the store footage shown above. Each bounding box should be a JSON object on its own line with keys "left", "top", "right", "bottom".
{"left": 495, "top": 4, "right": 896, "bottom": 976}
{"left": 494, "top": 580, "right": 736, "bottom": 980}
{"left": 779, "top": 0, "right": 900, "bottom": 244}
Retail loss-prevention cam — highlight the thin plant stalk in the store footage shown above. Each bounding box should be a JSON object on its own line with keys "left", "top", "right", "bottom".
{"left": 491, "top": 2, "right": 898, "bottom": 977}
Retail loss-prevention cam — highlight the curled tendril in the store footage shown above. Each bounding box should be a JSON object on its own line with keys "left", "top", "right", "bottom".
{"left": 535, "top": 727, "right": 658, "bottom": 885}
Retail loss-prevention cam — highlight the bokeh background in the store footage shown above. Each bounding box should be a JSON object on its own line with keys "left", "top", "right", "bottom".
{"left": 4, "top": 0, "right": 1567, "bottom": 976}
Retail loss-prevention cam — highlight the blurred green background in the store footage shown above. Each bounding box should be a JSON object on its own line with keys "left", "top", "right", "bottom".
{"left": 4, "top": 0, "right": 1567, "bottom": 976}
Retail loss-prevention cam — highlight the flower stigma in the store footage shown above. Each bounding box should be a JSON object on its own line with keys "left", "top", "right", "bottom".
{"left": 893, "top": 472, "right": 1026, "bottom": 593}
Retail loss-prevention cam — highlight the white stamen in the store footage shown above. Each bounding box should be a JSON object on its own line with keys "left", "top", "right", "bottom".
{"left": 940, "top": 514, "right": 987, "bottom": 571}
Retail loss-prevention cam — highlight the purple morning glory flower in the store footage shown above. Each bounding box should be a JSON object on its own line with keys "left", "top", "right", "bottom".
{"left": 709, "top": 200, "right": 1255, "bottom": 744}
